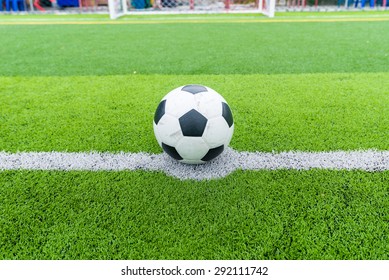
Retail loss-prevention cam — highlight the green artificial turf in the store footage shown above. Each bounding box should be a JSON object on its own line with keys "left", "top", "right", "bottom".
{"left": 1, "top": 20, "right": 389, "bottom": 76}
{"left": 0, "top": 14, "right": 388, "bottom": 260}
{"left": 0, "top": 170, "right": 388, "bottom": 259}
{"left": 0, "top": 73, "right": 388, "bottom": 153}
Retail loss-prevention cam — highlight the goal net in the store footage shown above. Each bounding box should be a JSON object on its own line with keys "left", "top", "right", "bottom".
{"left": 108, "top": 0, "right": 275, "bottom": 19}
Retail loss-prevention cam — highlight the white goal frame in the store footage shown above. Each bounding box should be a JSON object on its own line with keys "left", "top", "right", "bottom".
{"left": 108, "top": 0, "right": 275, "bottom": 20}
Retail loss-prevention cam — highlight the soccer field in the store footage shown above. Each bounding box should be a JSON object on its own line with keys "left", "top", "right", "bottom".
{"left": 0, "top": 12, "right": 388, "bottom": 260}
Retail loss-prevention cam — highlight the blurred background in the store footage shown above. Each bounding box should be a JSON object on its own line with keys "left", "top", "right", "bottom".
{"left": 1, "top": 0, "right": 388, "bottom": 14}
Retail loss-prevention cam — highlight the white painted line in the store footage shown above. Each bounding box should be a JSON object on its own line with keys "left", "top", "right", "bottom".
{"left": 0, "top": 148, "right": 388, "bottom": 180}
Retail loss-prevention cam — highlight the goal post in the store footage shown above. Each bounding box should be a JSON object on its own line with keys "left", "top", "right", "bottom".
{"left": 108, "top": 0, "right": 276, "bottom": 20}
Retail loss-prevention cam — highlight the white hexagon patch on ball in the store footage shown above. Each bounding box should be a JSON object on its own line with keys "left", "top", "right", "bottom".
{"left": 153, "top": 85, "right": 234, "bottom": 164}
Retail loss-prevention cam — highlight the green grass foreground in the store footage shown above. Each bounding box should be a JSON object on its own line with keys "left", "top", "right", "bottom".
{"left": 0, "top": 73, "right": 388, "bottom": 153}
{"left": 0, "top": 14, "right": 388, "bottom": 260}
{"left": 0, "top": 170, "right": 388, "bottom": 259}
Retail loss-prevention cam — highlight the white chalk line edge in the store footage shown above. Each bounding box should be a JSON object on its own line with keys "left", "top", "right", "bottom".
{"left": 0, "top": 148, "right": 388, "bottom": 180}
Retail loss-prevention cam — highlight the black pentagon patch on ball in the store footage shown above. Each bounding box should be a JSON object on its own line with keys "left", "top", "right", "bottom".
{"left": 179, "top": 109, "right": 208, "bottom": 137}
{"left": 222, "top": 102, "right": 233, "bottom": 128}
{"left": 182, "top": 85, "right": 208, "bottom": 94}
{"left": 162, "top": 143, "right": 183, "bottom": 160}
{"left": 201, "top": 145, "right": 224, "bottom": 161}
{"left": 154, "top": 100, "right": 166, "bottom": 125}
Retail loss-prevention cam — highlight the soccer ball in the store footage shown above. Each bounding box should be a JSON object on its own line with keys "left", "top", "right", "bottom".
{"left": 153, "top": 85, "right": 234, "bottom": 164}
